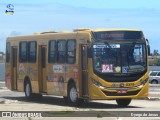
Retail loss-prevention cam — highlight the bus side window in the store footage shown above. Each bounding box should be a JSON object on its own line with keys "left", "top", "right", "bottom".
{"left": 28, "top": 41, "right": 37, "bottom": 63}
{"left": 19, "top": 42, "right": 27, "bottom": 63}
{"left": 67, "top": 39, "right": 76, "bottom": 64}
{"left": 48, "top": 40, "right": 56, "bottom": 63}
{"left": 57, "top": 40, "right": 66, "bottom": 63}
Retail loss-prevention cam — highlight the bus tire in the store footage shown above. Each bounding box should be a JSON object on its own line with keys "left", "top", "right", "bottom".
{"left": 116, "top": 99, "right": 131, "bottom": 107}
{"left": 68, "top": 83, "right": 79, "bottom": 105}
{"left": 24, "top": 81, "right": 33, "bottom": 99}
{"left": 63, "top": 96, "right": 68, "bottom": 101}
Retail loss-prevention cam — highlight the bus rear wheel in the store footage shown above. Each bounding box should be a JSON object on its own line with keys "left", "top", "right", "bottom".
{"left": 116, "top": 99, "right": 131, "bottom": 107}
{"left": 24, "top": 81, "right": 33, "bottom": 99}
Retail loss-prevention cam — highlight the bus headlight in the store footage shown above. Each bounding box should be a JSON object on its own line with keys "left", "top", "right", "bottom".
{"left": 90, "top": 78, "right": 106, "bottom": 89}
{"left": 140, "top": 78, "right": 148, "bottom": 86}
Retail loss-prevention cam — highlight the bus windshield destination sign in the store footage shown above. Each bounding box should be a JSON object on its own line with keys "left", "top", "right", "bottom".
{"left": 93, "top": 31, "right": 142, "bottom": 40}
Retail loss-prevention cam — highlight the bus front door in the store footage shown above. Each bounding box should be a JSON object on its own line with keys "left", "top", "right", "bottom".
{"left": 81, "top": 45, "right": 89, "bottom": 97}
{"left": 12, "top": 47, "right": 17, "bottom": 90}
{"left": 39, "top": 46, "right": 47, "bottom": 93}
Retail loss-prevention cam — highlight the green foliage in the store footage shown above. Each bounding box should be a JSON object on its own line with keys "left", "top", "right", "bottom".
{"left": 154, "top": 58, "right": 160, "bottom": 66}
{"left": 153, "top": 50, "right": 159, "bottom": 56}
{"left": 149, "top": 61, "right": 155, "bottom": 66}
{"left": 149, "top": 58, "right": 160, "bottom": 66}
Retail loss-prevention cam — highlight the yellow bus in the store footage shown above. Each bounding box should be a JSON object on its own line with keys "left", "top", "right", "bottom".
{"left": 5, "top": 28, "right": 150, "bottom": 106}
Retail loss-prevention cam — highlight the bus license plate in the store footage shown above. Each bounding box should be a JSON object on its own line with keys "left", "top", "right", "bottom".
{"left": 117, "top": 90, "right": 127, "bottom": 94}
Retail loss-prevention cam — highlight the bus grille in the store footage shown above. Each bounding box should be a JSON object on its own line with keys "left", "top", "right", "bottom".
{"left": 102, "top": 89, "right": 141, "bottom": 96}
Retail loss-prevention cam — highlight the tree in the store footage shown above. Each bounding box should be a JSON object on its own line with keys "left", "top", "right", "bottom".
{"left": 153, "top": 50, "right": 159, "bottom": 56}
{"left": 154, "top": 58, "right": 160, "bottom": 66}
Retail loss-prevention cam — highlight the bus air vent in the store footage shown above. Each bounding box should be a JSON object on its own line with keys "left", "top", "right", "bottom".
{"left": 73, "top": 28, "right": 90, "bottom": 32}
{"left": 40, "top": 31, "right": 58, "bottom": 34}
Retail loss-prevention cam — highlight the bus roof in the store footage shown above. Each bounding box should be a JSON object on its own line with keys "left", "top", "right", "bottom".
{"left": 73, "top": 28, "right": 142, "bottom": 32}
{"left": 7, "top": 28, "right": 142, "bottom": 39}
{"left": 90, "top": 28, "right": 142, "bottom": 32}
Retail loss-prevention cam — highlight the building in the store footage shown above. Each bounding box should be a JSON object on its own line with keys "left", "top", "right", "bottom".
{"left": 0, "top": 52, "right": 5, "bottom": 63}
{"left": 148, "top": 56, "right": 160, "bottom": 62}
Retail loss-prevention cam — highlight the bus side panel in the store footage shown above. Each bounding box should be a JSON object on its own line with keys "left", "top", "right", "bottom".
{"left": 47, "top": 64, "right": 66, "bottom": 96}
{"left": 46, "top": 64, "right": 69, "bottom": 96}
{"left": 46, "top": 64, "right": 56, "bottom": 95}
{"left": 17, "top": 63, "right": 28, "bottom": 91}
{"left": 46, "top": 64, "right": 79, "bottom": 96}
{"left": 17, "top": 54, "right": 39, "bottom": 92}
{"left": 28, "top": 63, "right": 39, "bottom": 93}
{"left": 17, "top": 80, "right": 24, "bottom": 91}
{"left": 65, "top": 65, "right": 79, "bottom": 95}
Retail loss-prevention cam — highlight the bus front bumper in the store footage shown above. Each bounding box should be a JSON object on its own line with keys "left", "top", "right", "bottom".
{"left": 89, "top": 82, "right": 149, "bottom": 100}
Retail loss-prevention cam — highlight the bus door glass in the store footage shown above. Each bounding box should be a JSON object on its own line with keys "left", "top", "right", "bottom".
{"left": 81, "top": 45, "right": 89, "bottom": 97}
{"left": 40, "top": 46, "right": 47, "bottom": 92}
{"left": 12, "top": 47, "right": 17, "bottom": 90}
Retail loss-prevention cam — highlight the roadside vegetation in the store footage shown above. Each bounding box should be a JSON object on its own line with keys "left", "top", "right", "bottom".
{"left": 149, "top": 50, "right": 160, "bottom": 66}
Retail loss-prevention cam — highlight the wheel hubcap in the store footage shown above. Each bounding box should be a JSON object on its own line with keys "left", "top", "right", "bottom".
{"left": 26, "top": 84, "right": 30, "bottom": 97}
{"left": 70, "top": 87, "right": 77, "bottom": 102}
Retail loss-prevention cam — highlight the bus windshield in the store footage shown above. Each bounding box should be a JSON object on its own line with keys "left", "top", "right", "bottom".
{"left": 93, "top": 43, "right": 147, "bottom": 73}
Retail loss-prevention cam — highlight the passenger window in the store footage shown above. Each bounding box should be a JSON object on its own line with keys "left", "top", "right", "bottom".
{"left": 157, "top": 72, "right": 160, "bottom": 76}
{"left": 57, "top": 40, "right": 66, "bottom": 63}
{"left": 48, "top": 40, "right": 56, "bottom": 63}
{"left": 67, "top": 40, "right": 76, "bottom": 64}
{"left": 28, "top": 41, "right": 36, "bottom": 63}
{"left": 19, "top": 42, "right": 27, "bottom": 62}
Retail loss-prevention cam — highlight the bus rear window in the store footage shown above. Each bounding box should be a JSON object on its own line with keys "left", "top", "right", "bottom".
{"left": 93, "top": 31, "right": 142, "bottom": 40}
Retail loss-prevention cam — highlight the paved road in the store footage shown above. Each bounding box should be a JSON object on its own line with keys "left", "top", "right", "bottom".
{"left": 0, "top": 81, "right": 160, "bottom": 111}
{"left": 0, "top": 90, "right": 160, "bottom": 111}
{"left": 149, "top": 84, "right": 160, "bottom": 92}
{"left": 0, "top": 90, "right": 160, "bottom": 120}
{"left": 0, "top": 81, "right": 160, "bottom": 120}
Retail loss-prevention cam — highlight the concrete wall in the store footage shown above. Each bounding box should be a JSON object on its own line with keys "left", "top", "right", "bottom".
{"left": 0, "top": 63, "right": 5, "bottom": 81}
{"left": 149, "top": 66, "right": 160, "bottom": 71}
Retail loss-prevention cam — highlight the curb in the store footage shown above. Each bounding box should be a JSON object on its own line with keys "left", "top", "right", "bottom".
{"left": 0, "top": 87, "right": 6, "bottom": 89}
{"left": 147, "top": 97, "right": 160, "bottom": 100}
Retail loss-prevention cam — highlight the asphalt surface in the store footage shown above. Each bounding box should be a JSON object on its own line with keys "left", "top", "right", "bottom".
{"left": 0, "top": 81, "right": 160, "bottom": 120}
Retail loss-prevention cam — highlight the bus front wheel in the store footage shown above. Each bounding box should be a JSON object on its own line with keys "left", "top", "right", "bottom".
{"left": 116, "top": 99, "right": 132, "bottom": 107}
{"left": 68, "top": 83, "right": 79, "bottom": 105}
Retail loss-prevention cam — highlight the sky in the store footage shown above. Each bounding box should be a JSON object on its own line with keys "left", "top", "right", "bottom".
{"left": 0, "top": 0, "right": 160, "bottom": 53}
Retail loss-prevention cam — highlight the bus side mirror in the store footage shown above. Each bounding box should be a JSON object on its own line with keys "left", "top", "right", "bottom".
{"left": 146, "top": 39, "right": 150, "bottom": 55}
{"left": 87, "top": 47, "right": 92, "bottom": 58}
